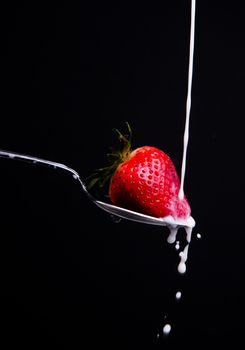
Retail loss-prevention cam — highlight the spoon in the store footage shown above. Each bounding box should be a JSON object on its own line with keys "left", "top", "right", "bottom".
{"left": 0, "top": 149, "right": 195, "bottom": 228}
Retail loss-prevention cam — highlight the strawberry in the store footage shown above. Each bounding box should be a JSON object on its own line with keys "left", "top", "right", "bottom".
{"left": 87, "top": 123, "right": 191, "bottom": 220}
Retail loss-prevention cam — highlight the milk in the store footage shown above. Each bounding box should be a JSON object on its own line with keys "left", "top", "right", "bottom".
{"left": 165, "top": 0, "right": 196, "bottom": 274}
{"left": 179, "top": 0, "right": 196, "bottom": 201}
{"left": 160, "top": 0, "right": 197, "bottom": 336}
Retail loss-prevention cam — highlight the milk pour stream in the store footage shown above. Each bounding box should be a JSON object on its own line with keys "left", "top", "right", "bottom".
{"left": 159, "top": 0, "right": 196, "bottom": 278}
{"left": 159, "top": 0, "right": 197, "bottom": 337}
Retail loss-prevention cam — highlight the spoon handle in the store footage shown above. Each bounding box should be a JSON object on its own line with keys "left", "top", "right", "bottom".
{"left": 0, "top": 149, "right": 93, "bottom": 200}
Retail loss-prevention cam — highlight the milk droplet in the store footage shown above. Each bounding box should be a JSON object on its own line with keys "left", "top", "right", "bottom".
{"left": 167, "top": 226, "right": 178, "bottom": 244}
{"left": 175, "top": 291, "right": 182, "bottom": 300}
{"left": 197, "top": 233, "right": 201, "bottom": 239}
{"left": 178, "top": 244, "right": 189, "bottom": 274}
{"left": 175, "top": 241, "right": 180, "bottom": 250}
{"left": 73, "top": 174, "right": 79, "bottom": 180}
{"left": 163, "top": 324, "right": 171, "bottom": 335}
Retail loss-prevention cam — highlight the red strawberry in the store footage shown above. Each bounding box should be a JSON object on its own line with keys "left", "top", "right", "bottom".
{"left": 87, "top": 123, "right": 191, "bottom": 220}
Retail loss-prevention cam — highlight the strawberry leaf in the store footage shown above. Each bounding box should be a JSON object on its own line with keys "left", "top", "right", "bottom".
{"left": 86, "top": 122, "right": 132, "bottom": 195}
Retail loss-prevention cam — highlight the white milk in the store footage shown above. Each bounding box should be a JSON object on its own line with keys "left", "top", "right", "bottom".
{"left": 165, "top": 0, "right": 196, "bottom": 274}
{"left": 175, "top": 291, "right": 182, "bottom": 300}
{"left": 163, "top": 323, "right": 171, "bottom": 335}
{"left": 159, "top": 215, "right": 195, "bottom": 274}
{"left": 160, "top": 0, "right": 197, "bottom": 337}
{"left": 179, "top": 0, "right": 196, "bottom": 201}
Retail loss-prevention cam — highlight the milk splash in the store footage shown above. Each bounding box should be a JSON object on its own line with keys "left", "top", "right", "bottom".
{"left": 158, "top": 215, "right": 195, "bottom": 274}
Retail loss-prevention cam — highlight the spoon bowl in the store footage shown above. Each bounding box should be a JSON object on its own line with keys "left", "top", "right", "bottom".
{"left": 0, "top": 149, "right": 195, "bottom": 228}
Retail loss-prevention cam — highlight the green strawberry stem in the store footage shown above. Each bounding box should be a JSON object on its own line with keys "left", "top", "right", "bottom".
{"left": 86, "top": 122, "right": 132, "bottom": 193}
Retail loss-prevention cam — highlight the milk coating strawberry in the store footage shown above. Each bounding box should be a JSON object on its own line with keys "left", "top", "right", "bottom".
{"left": 109, "top": 146, "right": 190, "bottom": 219}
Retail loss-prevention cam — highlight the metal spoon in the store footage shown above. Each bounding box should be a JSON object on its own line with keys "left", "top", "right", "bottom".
{"left": 0, "top": 149, "right": 195, "bottom": 228}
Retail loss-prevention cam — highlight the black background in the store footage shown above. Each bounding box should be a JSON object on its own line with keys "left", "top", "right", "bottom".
{"left": 0, "top": 1, "right": 244, "bottom": 348}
